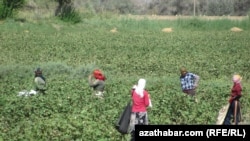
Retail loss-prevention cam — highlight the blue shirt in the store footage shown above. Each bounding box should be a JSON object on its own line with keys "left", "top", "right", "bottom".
{"left": 180, "top": 72, "right": 197, "bottom": 90}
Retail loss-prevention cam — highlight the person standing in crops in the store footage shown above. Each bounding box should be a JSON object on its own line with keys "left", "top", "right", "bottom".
{"left": 129, "top": 78, "right": 152, "bottom": 141}
{"left": 88, "top": 69, "right": 106, "bottom": 98}
{"left": 179, "top": 66, "right": 200, "bottom": 103}
{"left": 223, "top": 74, "right": 242, "bottom": 125}
{"left": 34, "top": 68, "right": 46, "bottom": 94}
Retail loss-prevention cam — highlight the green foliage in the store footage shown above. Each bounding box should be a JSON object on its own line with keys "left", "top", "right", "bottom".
{"left": 58, "top": 3, "right": 81, "bottom": 24}
{"left": 207, "top": 0, "right": 234, "bottom": 16}
{"left": 0, "top": 17, "right": 250, "bottom": 140}
{"left": 75, "top": 0, "right": 250, "bottom": 16}
{"left": 54, "top": 0, "right": 81, "bottom": 23}
{"left": 81, "top": 11, "right": 96, "bottom": 19}
{"left": 0, "top": 0, "right": 26, "bottom": 20}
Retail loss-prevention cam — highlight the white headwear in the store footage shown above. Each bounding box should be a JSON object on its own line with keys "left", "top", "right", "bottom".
{"left": 135, "top": 78, "right": 146, "bottom": 98}
{"left": 233, "top": 74, "right": 242, "bottom": 83}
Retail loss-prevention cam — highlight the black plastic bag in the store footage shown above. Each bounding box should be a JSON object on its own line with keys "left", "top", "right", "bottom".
{"left": 115, "top": 101, "right": 132, "bottom": 134}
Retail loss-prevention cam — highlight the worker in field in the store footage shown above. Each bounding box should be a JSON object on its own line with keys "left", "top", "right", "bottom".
{"left": 179, "top": 66, "right": 200, "bottom": 103}
{"left": 88, "top": 69, "right": 106, "bottom": 98}
{"left": 129, "top": 78, "right": 152, "bottom": 141}
{"left": 34, "top": 67, "right": 46, "bottom": 94}
{"left": 223, "top": 74, "right": 242, "bottom": 125}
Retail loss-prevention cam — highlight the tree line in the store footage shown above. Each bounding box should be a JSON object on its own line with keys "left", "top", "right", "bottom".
{"left": 1, "top": 0, "right": 249, "bottom": 23}
{"left": 83, "top": 0, "right": 250, "bottom": 16}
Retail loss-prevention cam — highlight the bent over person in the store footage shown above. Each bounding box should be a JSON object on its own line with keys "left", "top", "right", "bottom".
{"left": 180, "top": 66, "right": 200, "bottom": 102}
{"left": 88, "top": 69, "right": 106, "bottom": 98}
{"left": 34, "top": 68, "right": 46, "bottom": 94}
{"left": 223, "top": 74, "right": 242, "bottom": 125}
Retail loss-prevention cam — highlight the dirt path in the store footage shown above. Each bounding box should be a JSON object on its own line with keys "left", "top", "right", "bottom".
{"left": 120, "top": 15, "right": 249, "bottom": 21}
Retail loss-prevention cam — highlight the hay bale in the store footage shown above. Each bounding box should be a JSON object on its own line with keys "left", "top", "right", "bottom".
{"left": 110, "top": 28, "right": 117, "bottom": 33}
{"left": 230, "top": 27, "right": 243, "bottom": 32}
{"left": 162, "top": 28, "right": 173, "bottom": 33}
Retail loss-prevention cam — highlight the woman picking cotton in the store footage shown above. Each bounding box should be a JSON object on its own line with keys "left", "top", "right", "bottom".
{"left": 34, "top": 68, "right": 46, "bottom": 94}
{"left": 223, "top": 74, "right": 243, "bottom": 125}
{"left": 88, "top": 69, "right": 106, "bottom": 98}
{"left": 129, "top": 78, "right": 152, "bottom": 141}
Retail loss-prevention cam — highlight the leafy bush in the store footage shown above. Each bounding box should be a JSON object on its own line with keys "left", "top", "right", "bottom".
{"left": 54, "top": 0, "right": 81, "bottom": 24}
{"left": 0, "top": 0, "right": 26, "bottom": 20}
{"left": 58, "top": 3, "right": 81, "bottom": 23}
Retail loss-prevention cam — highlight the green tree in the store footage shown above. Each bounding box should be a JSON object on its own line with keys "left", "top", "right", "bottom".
{"left": 0, "top": 0, "right": 26, "bottom": 20}
{"left": 54, "top": 0, "right": 81, "bottom": 23}
{"left": 207, "top": 0, "right": 234, "bottom": 16}
{"left": 54, "top": 0, "right": 71, "bottom": 16}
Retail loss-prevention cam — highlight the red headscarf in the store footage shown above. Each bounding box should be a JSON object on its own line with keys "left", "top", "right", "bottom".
{"left": 93, "top": 69, "right": 106, "bottom": 81}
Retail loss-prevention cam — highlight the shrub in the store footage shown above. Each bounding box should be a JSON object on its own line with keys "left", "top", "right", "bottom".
{"left": 58, "top": 3, "right": 81, "bottom": 23}
{"left": 0, "top": 0, "right": 26, "bottom": 20}
{"left": 55, "top": 0, "right": 81, "bottom": 24}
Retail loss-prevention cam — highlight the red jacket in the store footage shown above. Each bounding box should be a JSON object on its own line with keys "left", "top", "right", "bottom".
{"left": 131, "top": 89, "right": 150, "bottom": 112}
{"left": 229, "top": 83, "right": 242, "bottom": 103}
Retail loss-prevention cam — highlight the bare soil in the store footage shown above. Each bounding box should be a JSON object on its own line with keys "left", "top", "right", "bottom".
{"left": 120, "top": 15, "right": 249, "bottom": 21}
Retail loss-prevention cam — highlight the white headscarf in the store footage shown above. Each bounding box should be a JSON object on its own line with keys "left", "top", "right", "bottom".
{"left": 233, "top": 74, "right": 242, "bottom": 84}
{"left": 135, "top": 78, "right": 146, "bottom": 98}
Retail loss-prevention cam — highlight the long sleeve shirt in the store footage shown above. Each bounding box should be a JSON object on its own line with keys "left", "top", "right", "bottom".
{"left": 180, "top": 72, "right": 199, "bottom": 90}
{"left": 88, "top": 79, "right": 105, "bottom": 92}
{"left": 131, "top": 89, "right": 150, "bottom": 112}
{"left": 229, "top": 83, "right": 242, "bottom": 103}
{"left": 34, "top": 76, "right": 46, "bottom": 91}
